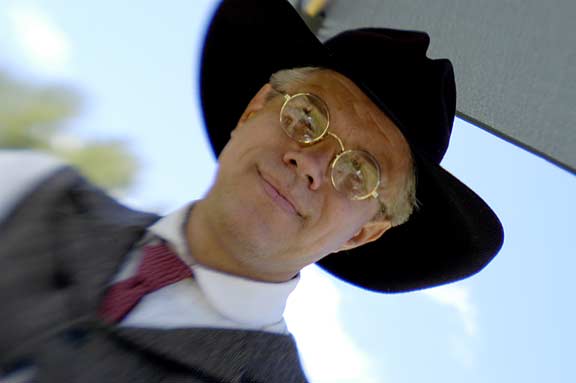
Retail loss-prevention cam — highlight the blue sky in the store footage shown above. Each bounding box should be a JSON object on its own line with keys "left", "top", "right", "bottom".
{"left": 1, "top": 1, "right": 574, "bottom": 382}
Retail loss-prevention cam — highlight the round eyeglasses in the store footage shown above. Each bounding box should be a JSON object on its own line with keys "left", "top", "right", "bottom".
{"left": 279, "top": 92, "right": 383, "bottom": 202}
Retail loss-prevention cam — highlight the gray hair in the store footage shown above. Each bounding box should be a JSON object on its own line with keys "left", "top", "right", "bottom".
{"left": 269, "top": 67, "right": 418, "bottom": 227}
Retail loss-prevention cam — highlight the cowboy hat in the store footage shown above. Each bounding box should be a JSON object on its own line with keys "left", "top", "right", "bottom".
{"left": 200, "top": 0, "right": 504, "bottom": 292}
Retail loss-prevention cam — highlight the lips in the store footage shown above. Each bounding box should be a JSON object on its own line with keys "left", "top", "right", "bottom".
{"left": 258, "top": 170, "right": 301, "bottom": 217}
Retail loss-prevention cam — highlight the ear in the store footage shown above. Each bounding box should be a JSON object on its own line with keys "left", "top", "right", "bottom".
{"left": 337, "top": 220, "right": 392, "bottom": 252}
{"left": 236, "top": 83, "right": 276, "bottom": 127}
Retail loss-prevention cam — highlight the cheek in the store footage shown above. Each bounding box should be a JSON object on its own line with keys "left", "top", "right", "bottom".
{"left": 299, "top": 198, "right": 367, "bottom": 252}
{"left": 220, "top": 120, "right": 284, "bottom": 163}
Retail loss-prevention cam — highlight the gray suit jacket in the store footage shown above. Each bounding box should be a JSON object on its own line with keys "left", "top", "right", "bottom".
{"left": 0, "top": 167, "right": 308, "bottom": 382}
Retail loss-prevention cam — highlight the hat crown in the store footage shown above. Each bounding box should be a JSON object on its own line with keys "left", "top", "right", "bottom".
{"left": 325, "top": 28, "right": 456, "bottom": 164}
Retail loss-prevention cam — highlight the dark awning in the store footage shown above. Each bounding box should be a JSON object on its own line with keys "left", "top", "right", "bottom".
{"left": 315, "top": 0, "right": 576, "bottom": 174}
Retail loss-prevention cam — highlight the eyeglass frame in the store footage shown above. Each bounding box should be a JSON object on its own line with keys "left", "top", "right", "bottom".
{"left": 278, "top": 91, "right": 388, "bottom": 217}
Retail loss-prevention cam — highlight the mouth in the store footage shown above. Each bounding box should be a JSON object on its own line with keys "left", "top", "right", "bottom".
{"left": 258, "top": 170, "right": 302, "bottom": 217}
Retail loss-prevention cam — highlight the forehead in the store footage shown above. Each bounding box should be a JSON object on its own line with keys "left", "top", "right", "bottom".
{"left": 295, "top": 70, "right": 399, "bottom": 140}
{"left": 295, "top": 70, "right": 412, "bottom": 191}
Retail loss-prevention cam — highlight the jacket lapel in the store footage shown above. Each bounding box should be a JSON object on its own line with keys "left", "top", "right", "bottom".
{"left": 55, "top": 174, "right": 160, "bottom": 315}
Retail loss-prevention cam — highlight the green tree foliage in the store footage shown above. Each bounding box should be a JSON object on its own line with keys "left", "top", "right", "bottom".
{"left": 0, "top": 71, "right": 138, "bottom": 191}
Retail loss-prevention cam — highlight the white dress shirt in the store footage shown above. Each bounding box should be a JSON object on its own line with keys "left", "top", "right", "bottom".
{"left": 117, "top": 204, "right": 298, "bottom": 334}
{"left": 0, "top": 150, "right": 299, "bottom": 334}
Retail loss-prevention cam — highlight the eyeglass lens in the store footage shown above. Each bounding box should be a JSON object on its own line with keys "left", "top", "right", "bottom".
{"left": 280, "top": 94, "right": 381, "bottom": 200}
{"left": 280, "top": 94, "right": 329, "bottom": 144}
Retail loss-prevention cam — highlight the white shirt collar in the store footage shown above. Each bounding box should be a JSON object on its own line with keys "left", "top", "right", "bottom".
{"left": 147, "top": 203, "right": 299, "bottom": 327}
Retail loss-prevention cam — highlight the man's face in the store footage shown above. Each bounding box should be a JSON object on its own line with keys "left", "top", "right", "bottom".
{"left": 203, "top": 70, "right": 412, "bottom": 281}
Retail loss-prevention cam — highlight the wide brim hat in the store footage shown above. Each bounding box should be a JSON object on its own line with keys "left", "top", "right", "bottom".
{"left": 200, "top": 0, "right": 504, "bottom": 292}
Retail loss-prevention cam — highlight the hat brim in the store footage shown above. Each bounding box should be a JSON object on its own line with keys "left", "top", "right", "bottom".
{"left": 200, "top": 0, "right": 504, "bottom": 292}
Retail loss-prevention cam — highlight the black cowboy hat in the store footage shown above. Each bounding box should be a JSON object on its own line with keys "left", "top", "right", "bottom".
{"left": 200, "top": 0, "right": 504, "bottom": 293}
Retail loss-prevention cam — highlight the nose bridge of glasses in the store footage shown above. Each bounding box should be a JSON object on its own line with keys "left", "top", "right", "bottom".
{"left": 295, "top": 123, "right": 346, "bottom": 180}
{"left": 300, "top": 130, "right": 343, "bottom": 169}
{"left": 325, "top": 131, "right": 345, "bottom": 153}
{"left": 285, "top": 132, "right": 338, "bottom": 187}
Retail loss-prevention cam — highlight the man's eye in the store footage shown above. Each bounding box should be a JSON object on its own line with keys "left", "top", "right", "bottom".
{"left": 341, "top": 172, "right": 364, "bottom": 193}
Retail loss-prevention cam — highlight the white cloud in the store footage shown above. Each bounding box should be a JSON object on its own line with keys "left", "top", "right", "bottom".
{"left": 422, "top": 284, "right": 479, "bottom": 368}
{"left": 285, "top": 266, "right": 384, "bottom": 383}
{"left": 7, "top": 2, "right": 72, "bottom": 75}
{"left": 422, "top": 284, "right": 478, "bottom": 337}
{"left": 449, "top": 335, "right": 477, "bottom": 369}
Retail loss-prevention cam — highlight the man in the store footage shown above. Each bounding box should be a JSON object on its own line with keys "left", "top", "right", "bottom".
{"left": 0, "top": 0, "right": 503, "bottom": 382}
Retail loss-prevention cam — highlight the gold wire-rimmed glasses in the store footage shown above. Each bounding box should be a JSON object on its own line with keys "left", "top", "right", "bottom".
{"left": 279, "top": 92, "right": 384, "bottom": 209}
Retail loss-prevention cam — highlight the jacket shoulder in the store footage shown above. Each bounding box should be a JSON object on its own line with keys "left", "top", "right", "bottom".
{"left": 0, "top": 151, "right": 66, "bottom": 222}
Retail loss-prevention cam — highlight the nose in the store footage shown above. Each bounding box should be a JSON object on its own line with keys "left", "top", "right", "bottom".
{"left": 282, "top": 139, "right": 338, "bottom": 190}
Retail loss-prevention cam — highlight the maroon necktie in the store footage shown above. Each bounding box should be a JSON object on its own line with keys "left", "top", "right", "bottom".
{"left": 99, "top": 242, "right": 193, "bottom": 323}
